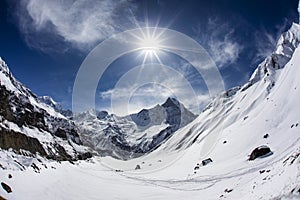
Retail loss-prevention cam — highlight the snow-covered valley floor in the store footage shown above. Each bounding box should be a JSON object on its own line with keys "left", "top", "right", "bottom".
{"left": 0, "top": 145, "right": 300, "bottom": 200}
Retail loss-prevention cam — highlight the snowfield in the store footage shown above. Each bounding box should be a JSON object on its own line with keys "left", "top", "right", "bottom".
{"left": 1, "top": 24, "right": 300, "bottom": 200}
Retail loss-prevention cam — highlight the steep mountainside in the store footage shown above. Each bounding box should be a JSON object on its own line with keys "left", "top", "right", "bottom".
{"left": 0, "top": 58, "right": 91, "bottom": 167}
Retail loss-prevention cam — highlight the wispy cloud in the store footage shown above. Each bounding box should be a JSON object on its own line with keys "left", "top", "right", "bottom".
{"left": 101, "top": 84, "right": 172, "bottom": 114}
{"left": 208, "top": 33, "right": 242, "bottom": 68}
{"left": 13, "top": 0, "right": 136, "bottom": 52}
{"left": 193, "top": 18, "right": 243, "bottom": 69}
{"left": 253, "top": 18, "right": 291, "bottom": 64}
{"left": 100, "top": 83, "right": 210, "bottom": 116}
{"left": 99, "top": 66, "right": 211, "bottom": 116}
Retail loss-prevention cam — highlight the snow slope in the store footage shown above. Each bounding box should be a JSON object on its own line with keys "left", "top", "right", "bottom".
{"left": 1, "top": 23, "right": 300, "bottom": 200}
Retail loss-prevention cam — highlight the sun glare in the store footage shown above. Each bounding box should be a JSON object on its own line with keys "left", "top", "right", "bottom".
{"left": 140, "top": 37, "right": 160, "bottom": 50}
{"left": 137, "top": 32, "right": 163, "bottom": 63}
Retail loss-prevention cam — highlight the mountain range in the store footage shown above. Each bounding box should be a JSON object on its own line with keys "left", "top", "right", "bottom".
{"left": 0, "top": 22, "right": 300, "bottom": 200}
{"left": 73, "top": 97, "right": 197, "bottom": 160}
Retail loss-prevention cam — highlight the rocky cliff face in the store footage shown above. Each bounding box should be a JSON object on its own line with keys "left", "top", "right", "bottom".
{"left": 0, "top": 129, "right": 46, "bottom": 156}
{"left": 0, "top": 58, "right": 90, "bottom": 161}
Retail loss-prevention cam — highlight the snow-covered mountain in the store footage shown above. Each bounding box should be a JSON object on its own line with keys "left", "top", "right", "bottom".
{"left": 1, "top": 22, "right": 300, "bottom": 200}
{"left": 95, "top": 22, "right": 300, "bottom": 199}
{"left": 37, "top": 96, "right": 63, "bottom": 113}
{"left": 74, "top": 97, "right": 197, "bottom": 160}
{"left": 38, "top": 95, "right": 73, "bottom": 118}
{"left": 0, "top": 58, "right": 92, "bottom": 168}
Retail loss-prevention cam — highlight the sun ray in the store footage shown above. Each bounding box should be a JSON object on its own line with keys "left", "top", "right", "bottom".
{"left": 153, "top": 50, "right": 163, "bottom": 65}
{"left": 142, "top": 50, "right": 149, "bottom": 66}
{"left": 123, "top": 13, "right": 172, "bottom": 66}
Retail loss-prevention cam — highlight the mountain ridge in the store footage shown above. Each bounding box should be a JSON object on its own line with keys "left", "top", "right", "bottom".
{"left": 0, "top": 58, "right": 92, "bottom": 166}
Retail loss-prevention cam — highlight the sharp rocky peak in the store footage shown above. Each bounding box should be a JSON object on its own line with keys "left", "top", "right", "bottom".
{"left": 249, "top": 23, "right": 300, "bottom": 86}
{"left": 162, "top": 97, "right": 181, "bottom": 108}
{"left": 0, "top": 57, "right": 10, "bottom": 74}
{"left": 204, "top": 23, "right": 300, "bottom": 113}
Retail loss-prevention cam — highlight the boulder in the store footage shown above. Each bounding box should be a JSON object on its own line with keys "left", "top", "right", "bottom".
{"left": 1, "top": 182, "right": 12, "bottom": 193}
{"left": 249, "top": 145, "right": 272, "bottom": 160}
{"left": 263, "top": 134, "right": 269, "bottom": 138}
{"left": 202, "top": 158, "right": 213, "bottom": 166}
{"left": 135, "top": 164, "right": 141, "bottom": 170}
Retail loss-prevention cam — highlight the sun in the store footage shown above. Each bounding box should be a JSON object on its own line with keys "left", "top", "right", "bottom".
{"left": 140, "top": 36, "right": 160, "bottom": 50}
{"left": 136, "top": 28, "right": 164, "bottom": 64}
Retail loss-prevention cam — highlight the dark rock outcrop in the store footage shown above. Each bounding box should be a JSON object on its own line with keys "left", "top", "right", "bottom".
{"left": 249, "top": 145, "right": 272, "bottom": 160}
{"left": 1, "top": 182, "right": 12, "bottom": 193}
{"left": 202, "top": 158, "right": 213, "bottom": 166}
{"left": 162, "top": 97, "right": 182, "bottom": 128}
{"left": 0, "top": 85, "right": 47, "bottom": 130}
{"left": 135, "top": 164, "right": 141, "bottom": 170}
{"left": 0, "top": 58, "right": 90, "bottom": 162}
{"left": 0, "top": 129, "right": 46, "bottom": 156}
{"left": 131, "top": 109, "right": 150, "bottom": 126}
{"left": 77, "top": 152, "right": 93, "bottom": 160}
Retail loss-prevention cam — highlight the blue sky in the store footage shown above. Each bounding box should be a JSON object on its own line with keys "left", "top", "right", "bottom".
{"left": 0, "top": 0, "right": 299, "bottom": 115}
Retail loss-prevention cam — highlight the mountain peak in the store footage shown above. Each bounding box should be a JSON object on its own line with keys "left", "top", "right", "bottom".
{"left": 278, "top": 23, "right": 300, "bottom": 49}
{"left": 38, "top": 95, "right": 62, "bottom": 112}
{"left": 0, "top": 57, "right": 10, "bottom": 75}
{"left": 162, "top": 97, "right": 180, "bottom": 108}
{"left": 246, "top": 22, "right": 300, "bottom": 89}
{"left": 289, "top": 22, "right": 300, "bottom": 38}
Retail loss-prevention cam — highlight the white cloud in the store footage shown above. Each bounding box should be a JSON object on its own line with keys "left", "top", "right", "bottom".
{"left": 99, "top": 75, "right": 211, "bottom": 116}
{"left": 193, "top": 18, "right": 243, "bottom": 69}
{"left": 208, "top": 34, "right": 242, "bottom": 68}
{"left": 97, "top": 55, "right": 220, "bottom": 116}
{"left": 14, "top": 0, "right": 136, "bottom": 52}
{"left": 99, "top": 84, "right": 171, "bottom": 116}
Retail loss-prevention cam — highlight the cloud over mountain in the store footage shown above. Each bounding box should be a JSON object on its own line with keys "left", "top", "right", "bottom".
{"left": 13, "top": 0, "right": 136, "bottom": 52}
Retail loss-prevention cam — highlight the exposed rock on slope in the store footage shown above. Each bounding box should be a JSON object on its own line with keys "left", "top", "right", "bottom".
{"left": 0, "top": 129, "right": 46, "bottom": 156}
{"left": 0, "top": 58, "right": 90, "bottom": 161}
{"left": 248, "top": 145, "right": 272, "bottom": 160}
